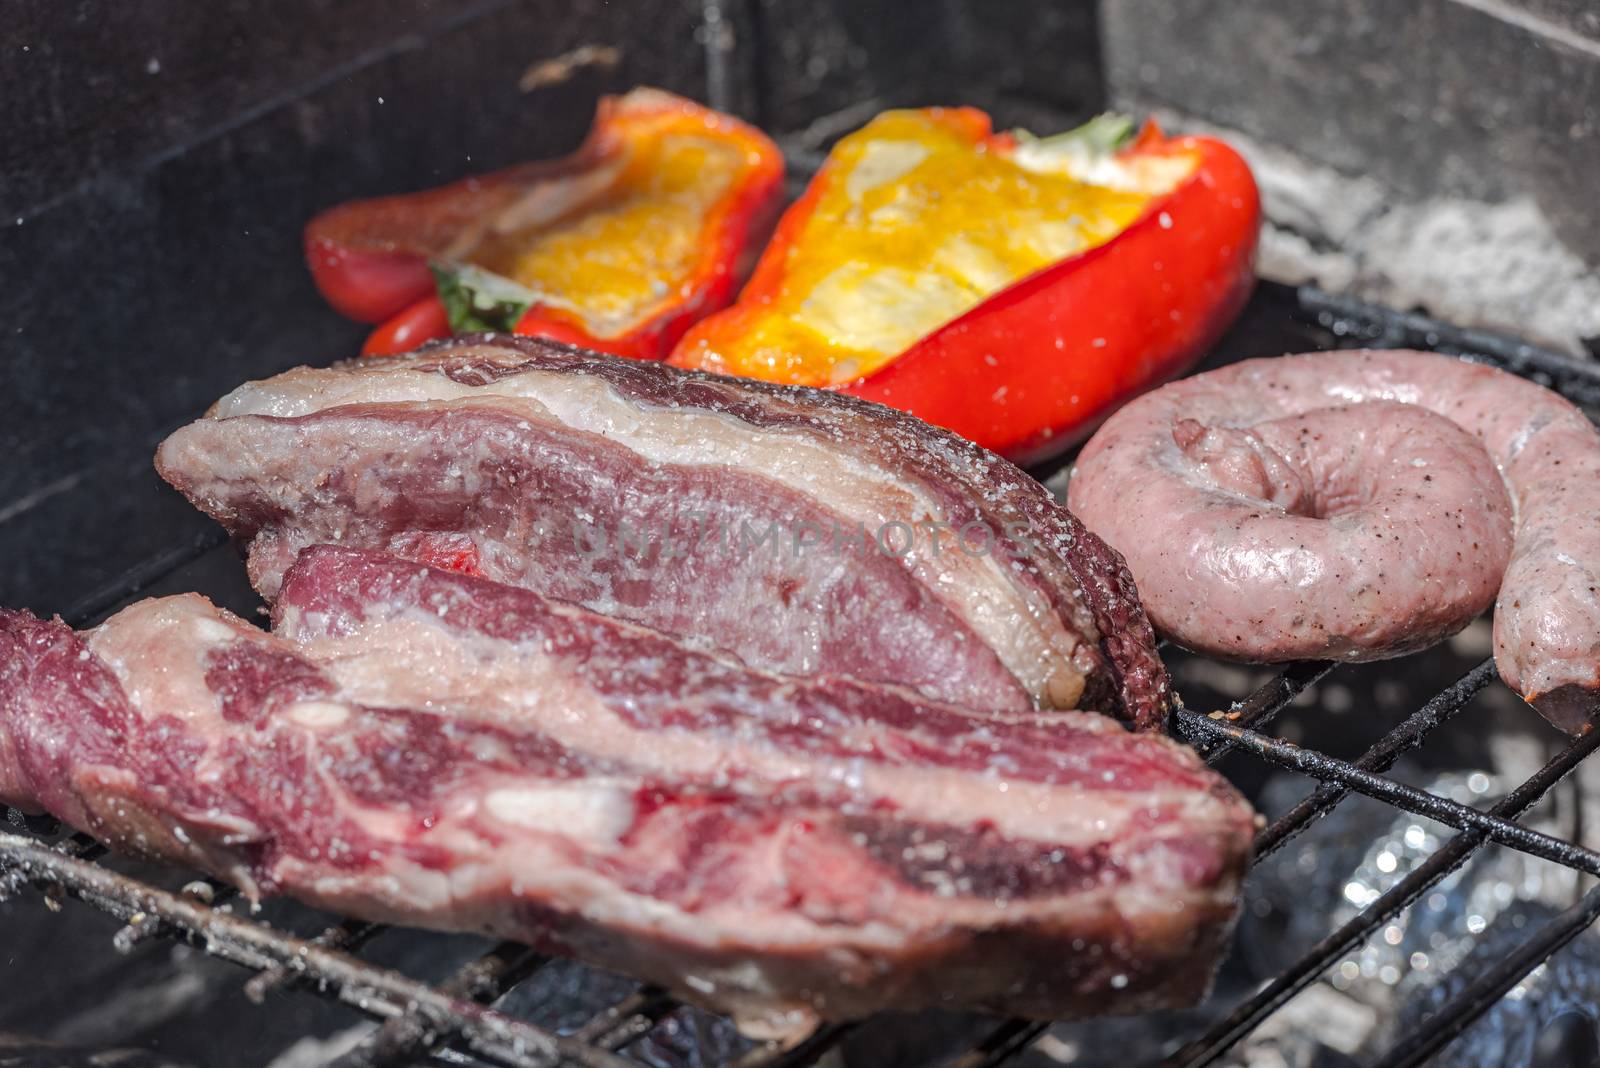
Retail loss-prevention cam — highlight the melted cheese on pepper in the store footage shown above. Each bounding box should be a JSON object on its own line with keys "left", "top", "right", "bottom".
{"left": 470, "top": 132, "right": 747, "bottom": 339}
{"left": 701, "top": 111, "right": 1163, "bottom": 386}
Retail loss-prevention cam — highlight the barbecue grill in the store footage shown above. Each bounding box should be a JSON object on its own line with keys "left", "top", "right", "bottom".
{"left": 4, "top": 2, "right": 1598, "bottom": 1065}
{"left": 4, "top": 283, "right": 1596, "bottom": 1068}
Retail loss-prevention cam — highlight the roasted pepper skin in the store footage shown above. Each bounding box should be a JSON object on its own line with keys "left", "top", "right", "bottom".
{"left": 853, "top": 132, "right": 1258, "bottom": 463}
{"left": 360, "top": 294, "right": 451, "bottom": 357}
{"left": 672, "top": 117, "right": 1260, "bottom": 463}
{"left": 306, "top": 89, "right": 785, "bottom": 359}
{"left": 359, "top": 291, "right": 604, "bottom": 357}
{"left": 309, "top": 243, "right": 435, "bottom": 325}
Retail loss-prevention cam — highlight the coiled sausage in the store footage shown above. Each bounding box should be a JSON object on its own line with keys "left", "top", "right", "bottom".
{"left": 1069, "top": 350, "right": 1600, "bottom": 733}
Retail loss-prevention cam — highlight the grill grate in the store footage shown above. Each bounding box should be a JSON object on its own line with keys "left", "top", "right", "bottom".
{"left": 3, "top": 282, "right": 1598, "bottom": 1067}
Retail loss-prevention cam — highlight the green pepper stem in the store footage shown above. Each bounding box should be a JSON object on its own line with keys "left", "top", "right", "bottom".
{"left": 1012, "top": 112, "right": 1137, "bottom": 157}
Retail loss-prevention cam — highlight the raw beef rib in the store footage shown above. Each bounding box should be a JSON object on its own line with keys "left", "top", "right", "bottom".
{"left": 155, "top": 335, "right": 1169, "bottom": 728}
{"left": 0, "top": 547, "right": 1251, "bottom": 1035}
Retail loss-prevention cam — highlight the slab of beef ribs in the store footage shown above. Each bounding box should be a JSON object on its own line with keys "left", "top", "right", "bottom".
{"left": 0, "top": 547, "right": 1252, "bottom": 1037}
{"left": 155, "top": 335, "right": 1169, "bottom": 729}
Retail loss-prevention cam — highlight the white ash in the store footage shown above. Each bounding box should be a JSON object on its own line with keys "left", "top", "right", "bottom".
{"left": 1241, "top": 984, "right": 1378, "bottom": 1065}
{"left": 263, "top": 1022, "right": 376, "bottom": 1068}
{"left": 1135, "top": 109, "right": 1600, "bottom": 357}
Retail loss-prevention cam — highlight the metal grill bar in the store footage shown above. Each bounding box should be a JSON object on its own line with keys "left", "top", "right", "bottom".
{"left": 245, "top": 919, "right": 384, "bottom": 1001}
{"left": 1254, "top": 659, "right": 1497, "bottom": 858}
{"left": 114, "top": 877, "right": 238, "bottom": 951}
{"left": 569, "top": 988, "right": 678, "bottom": 1051}
{"left": 0, "top": 832, "right": 634, "bottom": 1068}
{"left": 1373, "top": 882, "right": 1600, "bottom": 1068}
{"left": 1191, "top": 660, "right": 1333, "bottom": 764}
{"left": 349, "top": 960, "right": 679, "bottom": 1065}
{"left": 946, "top": 1019, "right": 1046, "bottom": 1068}
{"left": 0, "top": 830, "right": 101, "bottom": 899}
{"left": 333, "top": 941, "right": 549, "bottom": 1068}
{"left": 1179, "top": 709, "right": 1600, "bottom": 874}
{"left": 1164, "top": 723, "right": 1600, "bottom": 1068}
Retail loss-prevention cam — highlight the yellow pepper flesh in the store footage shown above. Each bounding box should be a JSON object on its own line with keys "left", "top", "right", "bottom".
{"left": 703, "top": 110, "right": 1155, "bottom": 386}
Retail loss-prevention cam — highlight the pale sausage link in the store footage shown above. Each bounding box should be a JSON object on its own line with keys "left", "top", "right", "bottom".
{"left": 1068, "top": 350, "right": 1600, "bottom": 734}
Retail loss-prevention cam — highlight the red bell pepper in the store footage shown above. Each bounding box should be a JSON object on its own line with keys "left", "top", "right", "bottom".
{"left": 359, "top": 294, "right": 451, "bottom": 358}
{"left": 669, "top": 109, "right": 1260, "bottom": 463}
{"left": 304, "top": 88, "right": 785, "bottom": 359}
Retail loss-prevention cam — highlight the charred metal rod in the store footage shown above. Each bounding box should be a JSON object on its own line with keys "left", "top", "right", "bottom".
{"left": 332, "top": 941, "right": 548, "bottom": 1068}
{"left": 4, "top": 807, "right": 61, "bottom": 836}
{"left": 244, "top": 919, "right": 383, "bottom": 1002}
{"left": 1295, "top": 284, "right": 1600, "bottom": 410}
{"left": 1162, "top": 724, "right": 1600, "bottom": 1068}
{"left": 1373, "top": 882, "right": 1600, "bottom": 1068}
{"left": 1183, "top": 660, "right": 1335, "bottom": 765}
{"left": 0, "top": 832, "right": 103, "bottom": 900}
{"left": 945, "top": 1017, "right": 1046, "bottom": 1068}
{"left": 1177, "top": 711, "right": 1600, "bottom": 875}
{"left": 1254, "top": 659, "right": 1497, "bottom": 859}
{"left": 0, "top": 832, "right": 633, "bottom": 1068}
{"left": 113, "top": 879, "right": 239, "bottom": 952}
{"left": 571, "top": 986, "right": 678, "bottom": 1050}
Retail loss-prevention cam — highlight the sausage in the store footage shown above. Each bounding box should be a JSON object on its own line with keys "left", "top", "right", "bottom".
{"left": 1068, "top": 350, "right": 1600, "bottom": 734}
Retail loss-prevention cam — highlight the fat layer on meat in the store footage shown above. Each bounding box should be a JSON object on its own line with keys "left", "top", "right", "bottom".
{"left": 155, "top": 335, "right": 1170, "bottom": 728}
{"left": 0, "top": 547, "right": 1251, "bottom": 1036}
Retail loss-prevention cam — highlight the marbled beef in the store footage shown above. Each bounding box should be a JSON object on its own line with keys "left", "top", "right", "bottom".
{"left": 0, "top": 547, "right": 1250, "bottom": 1036}
{"left": 155, "top": 335, "right": 1169, "bottom": 728}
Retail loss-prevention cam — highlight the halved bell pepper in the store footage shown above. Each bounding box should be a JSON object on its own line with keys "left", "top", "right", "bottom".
{"left": 304, "top": 88, "right": 785, "bottom": 359}
{"left": 668, "top": 108, "right": 1260, "bottom": 462}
